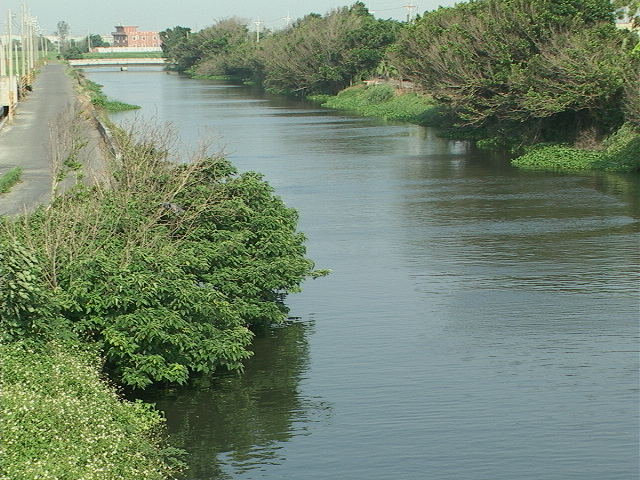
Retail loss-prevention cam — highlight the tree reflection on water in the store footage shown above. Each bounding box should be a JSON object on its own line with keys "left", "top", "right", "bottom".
{"left": 152, "top": 318, "right": 330, "bottom": 479}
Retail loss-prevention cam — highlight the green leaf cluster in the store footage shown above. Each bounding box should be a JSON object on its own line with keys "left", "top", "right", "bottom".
{"left": 511, "top": 144, "right": 605, "bottom": 170}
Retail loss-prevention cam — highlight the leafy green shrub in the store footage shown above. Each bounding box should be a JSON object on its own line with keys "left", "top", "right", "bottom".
{"left": 511, "top": 144, "right": 604, "bottom": 170}
{"left": 0, "top": 167, "right": 22, "bottom": 194}
{"left": 1, "top": 125, "right": 324, "bottom": 389}
{"left": 0, "top": 341, "right": 183, "bottom": 479}
{"left": 0, "top": 241, "right": 71, "bottom": 343}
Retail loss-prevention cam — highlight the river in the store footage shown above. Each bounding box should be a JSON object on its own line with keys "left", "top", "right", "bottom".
{"left": 85, "top": 68, "right": 639, "bottom": 480}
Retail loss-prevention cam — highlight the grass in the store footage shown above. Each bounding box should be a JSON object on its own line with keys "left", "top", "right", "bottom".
{"left": 0, "top": 167, "right": 22, "bottom": 194}
{"left": 311, "top": 84, "right": 436, "bottom": 124}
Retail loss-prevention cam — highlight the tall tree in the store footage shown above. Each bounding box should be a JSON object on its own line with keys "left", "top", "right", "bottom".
{"left": 56, "top": 20, "right": 69, "bottom": 52}
{"left": 259, "top": 2, "right": 400, "bottom": 95}
{"left": 159, "top": 25, "right": 191, "bottom": 65}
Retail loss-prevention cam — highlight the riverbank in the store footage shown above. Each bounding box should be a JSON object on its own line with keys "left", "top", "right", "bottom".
{"left": 313, "top": 82, "right": 640, "bottom": 173}
{"left": 0, "top": 66, "right": 184, "bottom": 479}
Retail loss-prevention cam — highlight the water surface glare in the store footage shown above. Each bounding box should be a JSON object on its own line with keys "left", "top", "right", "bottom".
{"left": 87, "top": 68, "right": 639, "bottom": 480}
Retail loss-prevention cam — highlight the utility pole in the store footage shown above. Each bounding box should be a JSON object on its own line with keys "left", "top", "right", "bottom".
{"left": 8, "top": 9, "right": 15, "bottom": 118}
{"left": 0, "top": 40, "right": 5, "bottom": 76}
{"left": 283, "top": 12, "right": 292, "bottom": 27}
{"left": 8, "top": 10, "right": 14, "bottom": 77}
{"left": 254, "top": 18, "right": 263, "bottom": 42}
{"left": 403, "top": 3, "right": 417, "bottom": 23}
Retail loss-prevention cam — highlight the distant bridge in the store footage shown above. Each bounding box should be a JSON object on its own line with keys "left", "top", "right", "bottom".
{"left": 68, "top": 58, "right": 168, "bottom": 68}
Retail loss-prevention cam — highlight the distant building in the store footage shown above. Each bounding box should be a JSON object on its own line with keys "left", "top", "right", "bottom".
{"left": 111, "top": 25, "right": 161, "bottom": 48}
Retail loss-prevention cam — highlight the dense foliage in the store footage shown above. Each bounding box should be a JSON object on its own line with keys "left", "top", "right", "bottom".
{"left": 0, "top": 125, "right": 324, "bottom": 389}
{"left": 0, "top": 341, "right": 183, "bottom": 479}
{"left": 258, "top": 4, "right": 401, "bottom": 95}
{"left": 390, "top": 0, "right": 636, "bottom": 147}
{"left": 160, "top": 3, "right": 401, "bottom": 95}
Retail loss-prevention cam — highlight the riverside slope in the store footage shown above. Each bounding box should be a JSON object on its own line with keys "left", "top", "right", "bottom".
{"left": 0, "top": 63, "right": 106, "bottom": 216}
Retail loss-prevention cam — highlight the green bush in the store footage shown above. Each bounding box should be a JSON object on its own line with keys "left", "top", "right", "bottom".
{"left": 365, "top": 84, "right": 394, "bottom": 103}
{"left": 0, "top": 167, "right": 22, "bottom": 194}
{"left": 596, "top": 123, "right": 640, "bottom": 172}
{"left": 0, "top": 126, "right": 324, "bottom": 389}
{"left": 0, "top": 341, "right": 183, "bottom": 479}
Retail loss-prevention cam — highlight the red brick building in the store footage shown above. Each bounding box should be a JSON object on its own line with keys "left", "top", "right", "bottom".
{"left": 111, "top": 25, "right": 161, "bottom": 48}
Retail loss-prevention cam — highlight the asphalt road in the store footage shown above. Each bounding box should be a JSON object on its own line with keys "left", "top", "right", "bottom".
{"left": 0, "top": 63, "right": 105, "bottom": 216}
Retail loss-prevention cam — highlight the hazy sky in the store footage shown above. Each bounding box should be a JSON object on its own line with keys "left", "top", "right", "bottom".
{"left": 4, "top": 0, "right": 457, "bottom": 37}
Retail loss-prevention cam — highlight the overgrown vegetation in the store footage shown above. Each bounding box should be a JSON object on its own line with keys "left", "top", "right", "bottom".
{"left": 160, "top": 3, "right": 401, "bottom": 94}
{"left": 0, "top": 167, "right": 22, "bottom": 194}
{"left": 257, "top": 4, "right": 401, "bottom": 95}
{"left": 84, "top": 78, "right": 141, "bottom": 112}
{"left": 390, "top": 0, "right": 635, "bottom": 146}
{"left": 513, "top": 122, "right": 640, "bottom": 171}
{"left": 0, "top": 121, "right": 326, "bottom": 389}
{"left": 1, "top": 62, "right": 327, "bottom": 477}
{"left": 0, "top": 341, "right": 184, "bottom": 480}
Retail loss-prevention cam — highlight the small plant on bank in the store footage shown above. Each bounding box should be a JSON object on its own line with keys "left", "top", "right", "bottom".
{"left": 319, "top": 84, "right": 436, "bottom": 123}
{"left": 0, "top": 167, "right": 22, "bottom": 194}
{"left": 84, "top": 78, "right": 140, "bottom": 112}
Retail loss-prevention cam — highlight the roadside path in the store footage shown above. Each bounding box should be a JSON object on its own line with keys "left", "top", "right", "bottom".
{"left": 0, "top": 63, "right": 105, "bottom": 216}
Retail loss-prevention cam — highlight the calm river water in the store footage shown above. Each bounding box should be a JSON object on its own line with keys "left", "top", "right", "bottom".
{"left": 86, "top": 68, "right": 639, "bottom": 480}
